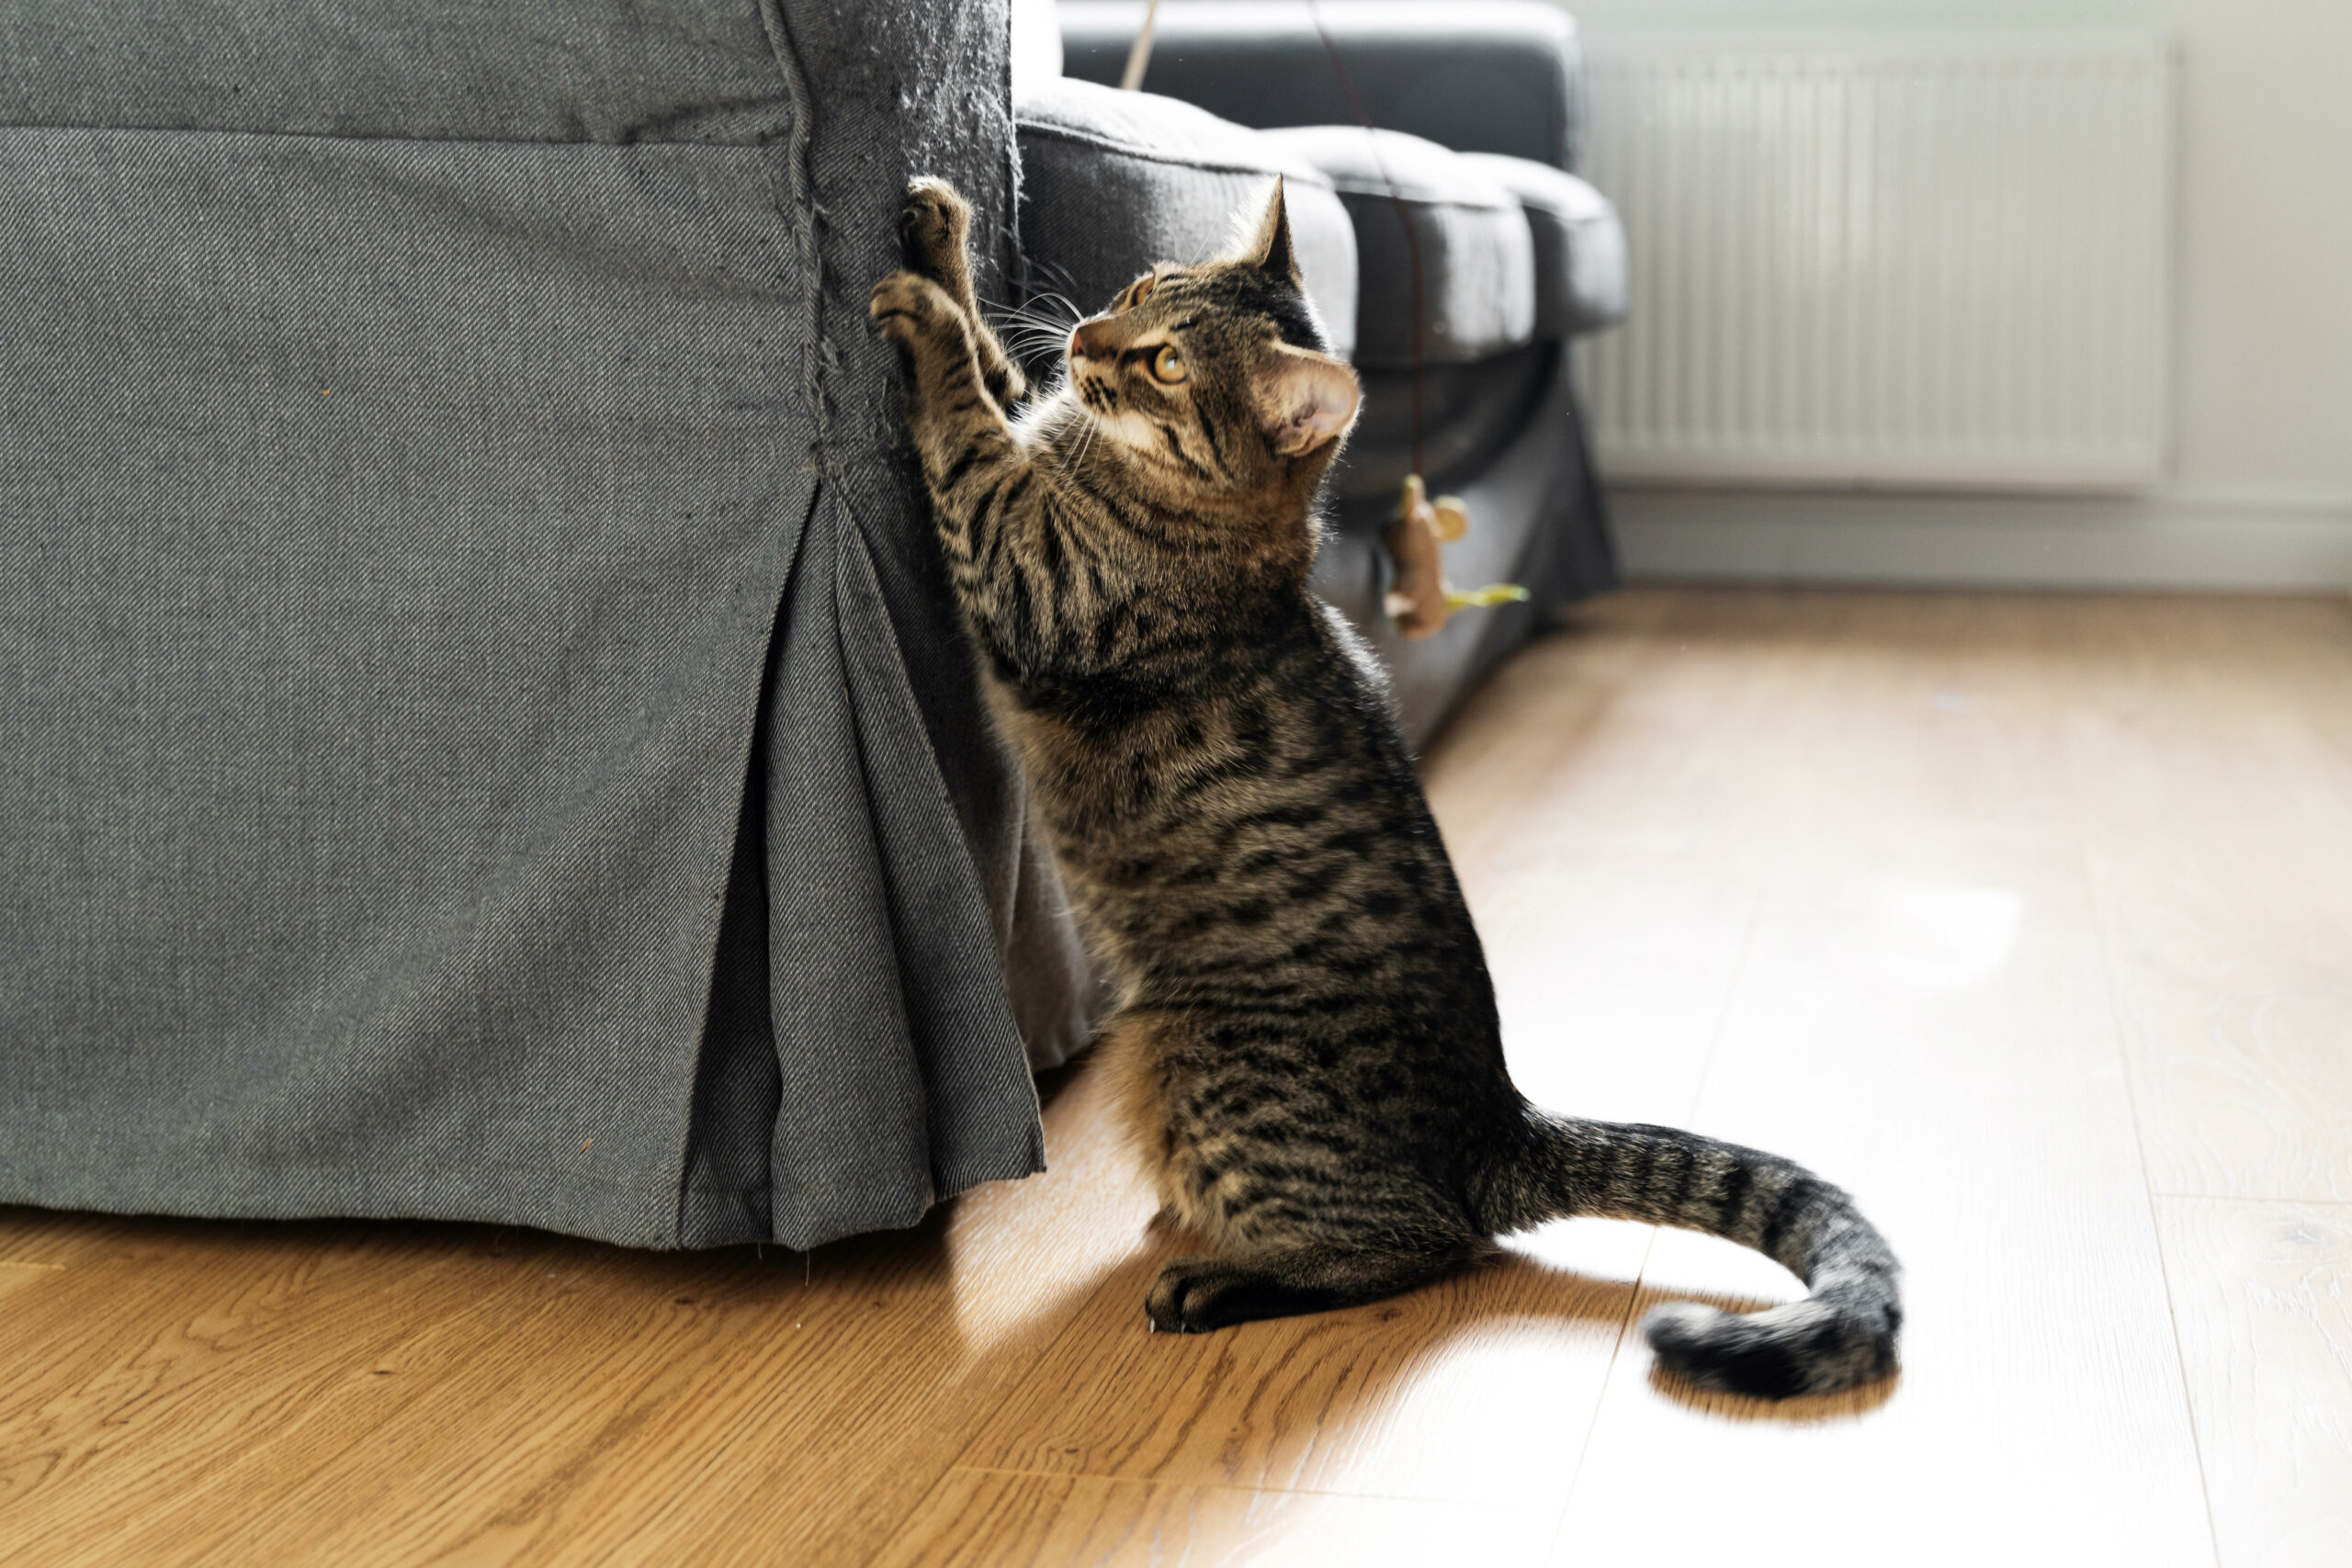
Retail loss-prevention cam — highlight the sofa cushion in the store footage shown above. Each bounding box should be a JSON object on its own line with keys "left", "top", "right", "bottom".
{"left": 1059, "top": 1, "right": 1592, "bottom": 174}
{"left": 1016, "top": 77, "right": 1359, "bottom": 359}
{"left": 1457, "top": 152, "right": 1626, "bottom": 337}
{"left": 1257, "top": 126, "right": 1535, "bottom": 369}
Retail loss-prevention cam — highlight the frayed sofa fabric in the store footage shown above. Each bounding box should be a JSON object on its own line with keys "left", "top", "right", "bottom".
{"left": 0, "top": 0, "right": 1093, "bottom": 1249}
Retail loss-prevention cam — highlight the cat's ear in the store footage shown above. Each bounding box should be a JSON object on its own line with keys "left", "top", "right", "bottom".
{"left": 1240, "top": 177, "right": 1301, "bottom": 283}
{"left": 1254, "top": 341, "right": 1359, "bottom": 456}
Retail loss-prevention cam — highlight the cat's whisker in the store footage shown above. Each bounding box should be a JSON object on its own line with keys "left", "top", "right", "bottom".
{"left": 992, "top": 308, "right": 1077, "bottom": 333}
{"left": 994, "top": 328, "right": 1071, "bottom": 357}
{"left": 988, "top": 293, "right": 1070, "bottom": 317}
{"left": 985, "top": 310, "right": 1068, "bottom": 335}
{"left": 993, "top": 331, "right": 1076, "bottom": 363}
{"left": 1068, "top": 390, "right": 1104, "bottom": 469}
{"left": 984, "top": 296, "right": 1082, "bottom": 333}
{"left": 988, "top": 315, "right": 1076, "bottom": 344}
{"left": 1057, "top": 401, "right": 1099, "bottom": 474}
{"left": 1023, "top": 290, "right": 1086, "bottom": 322}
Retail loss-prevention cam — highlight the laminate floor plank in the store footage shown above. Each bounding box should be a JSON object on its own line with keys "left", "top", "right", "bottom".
{"left": 2156, "top": 1197, "right": 2352, "bottom": 1567}
{"left": 2095, "top": 851, "right": 2352, "bottom": 1204}
{"left": 2047, "top": 605, "right": 2352, "bottom": 1201}
{"left": 0, "top": 1260, "right": 63, "bottom": 1294}
{"left": 0, "top": 1213, "right": 579, "bottom": 1562}
{"left": 950, "top": 1213, "right": 1646, "bottom": 1506}
{"left": 867, "top": 1468, "right": 1559, "bottom": 1568}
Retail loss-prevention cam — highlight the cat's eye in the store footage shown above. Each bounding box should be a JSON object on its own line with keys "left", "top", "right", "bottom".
{"left": 1150, "top": 344, "right": 1187, "bottom": 383}
{"left": 1125, "top": 275, "right": 1158, "bottom": 308}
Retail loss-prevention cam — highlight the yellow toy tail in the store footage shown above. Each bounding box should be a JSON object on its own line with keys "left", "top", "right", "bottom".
{"left": 1444, "top": 582, "right": 1532, "bottom": 611}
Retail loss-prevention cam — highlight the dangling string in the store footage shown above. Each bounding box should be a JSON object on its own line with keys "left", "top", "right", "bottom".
{"left": 1304, "top": 1, "right": 1524, "bottom": 638}
{"left": 1118, "top": 1, "right": 1521, "bottom": 637}
{"left": 1305, "top": 1, "right": 1423, "bottom": 479}
{"left": 1119, "top": 0, "right": 1164, "bottom": 93}
{"left": 1125, "top": 0, "right": 1425, "bottom": 467}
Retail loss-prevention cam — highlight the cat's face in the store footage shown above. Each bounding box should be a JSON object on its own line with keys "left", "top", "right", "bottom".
{"left": 1061, "top": 182, "right": 1360, "bottom": 488}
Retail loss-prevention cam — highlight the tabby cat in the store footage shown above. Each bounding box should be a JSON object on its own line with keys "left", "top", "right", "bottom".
{"left": 869, "top": 177, "right": 1900, "bottom": 1399}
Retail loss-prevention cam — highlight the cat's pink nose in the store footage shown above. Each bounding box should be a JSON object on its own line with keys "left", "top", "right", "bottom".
{"left": 1069, "top": 320, "right": 1114, "bottom": 362}
{"left": 1068, "top": 325, "right": 1088, "bottom": 362}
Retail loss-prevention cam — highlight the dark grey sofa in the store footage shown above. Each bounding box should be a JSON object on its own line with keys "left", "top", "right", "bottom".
{"left": 0, "top": 0, "right": 1623, "bottom": 1252}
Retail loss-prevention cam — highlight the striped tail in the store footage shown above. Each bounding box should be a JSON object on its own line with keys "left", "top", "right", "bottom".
{"left": 1476, "top": 1109, "right": 1902, "bottom": 1399}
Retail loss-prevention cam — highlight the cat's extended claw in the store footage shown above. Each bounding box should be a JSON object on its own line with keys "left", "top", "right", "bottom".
{"left": 900, "top": 176, "right": 972, "bottom": 285}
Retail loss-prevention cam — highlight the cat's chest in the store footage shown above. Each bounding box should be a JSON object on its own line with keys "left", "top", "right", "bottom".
{"left": 979, "top": 677, "right": 1192, "bottom": 849}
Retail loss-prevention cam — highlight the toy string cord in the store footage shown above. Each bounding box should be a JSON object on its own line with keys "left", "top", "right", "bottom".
{"left": 1122, "top": 2, "right": 1524, "bottom": 634}
{"left": 1118, "top": 0, "right": 1162, "bottom": 91}
{"left": 1121, "top": 0, "right": 1430, "bottom": 478}
{"left": 1305, "top": 0, "right": 1427, "bottom": 479}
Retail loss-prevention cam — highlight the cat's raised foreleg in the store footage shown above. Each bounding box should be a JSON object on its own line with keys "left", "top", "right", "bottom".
{"left": 868, "top": 266, "right": 1006, "bottom": 473}
{"left": 870, "top": 265, "right": 1065, "bottom": 681}
{"left": 871, "top": 268, "right": 1016, "bottom": 572}
{"left": 899, "top": 176, "right": 1026, "bottom": 412}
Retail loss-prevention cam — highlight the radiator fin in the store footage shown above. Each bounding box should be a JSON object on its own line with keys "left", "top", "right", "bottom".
{"left": 1581, "top": 35, "right": 2172, "bottom": 488}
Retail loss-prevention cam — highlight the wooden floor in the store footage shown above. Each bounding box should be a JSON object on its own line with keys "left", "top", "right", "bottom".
{"left": 6, "top": 589, "right": 2351, "bottom": 1566}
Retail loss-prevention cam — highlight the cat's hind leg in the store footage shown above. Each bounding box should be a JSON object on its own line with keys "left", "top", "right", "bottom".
{"left": 899, "top": 177, "right": 1026, "bottom": 410}
{"left": 1146, "top": 1240, "right": 1482, "bottom": 1334}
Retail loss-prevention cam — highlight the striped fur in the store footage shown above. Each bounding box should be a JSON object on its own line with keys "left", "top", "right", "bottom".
{"left": 868, "top": 178, "right": 1899, "bottom": 1400}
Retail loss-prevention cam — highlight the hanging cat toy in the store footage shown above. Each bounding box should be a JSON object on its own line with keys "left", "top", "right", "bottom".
{"left": 1121, "top": 0, "right": 1530, "bottom": 642}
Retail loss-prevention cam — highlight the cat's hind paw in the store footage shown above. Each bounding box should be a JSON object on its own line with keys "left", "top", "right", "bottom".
{"left": 1147, "top": 1256, "right": 1307, "bottom": 1334}
{"left": 1147, "top": 1257, "right": 1238, "bottom": 1333}
{"left": 1146, "top": 1242, "right": 1467, "bottom": 1336}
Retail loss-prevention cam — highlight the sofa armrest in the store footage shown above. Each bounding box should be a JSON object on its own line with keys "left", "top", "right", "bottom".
{"left": 1057, "top": 0, "right": 1588, "bottom": 172}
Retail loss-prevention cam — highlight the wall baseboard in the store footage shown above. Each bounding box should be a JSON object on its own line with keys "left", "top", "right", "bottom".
{"left": 1609, "top": 488, "right": 2352, "bottom": 592}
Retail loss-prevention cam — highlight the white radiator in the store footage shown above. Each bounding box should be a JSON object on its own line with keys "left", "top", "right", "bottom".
{"left": 1578, "top": 34, "right": 2173, "bottom": 489}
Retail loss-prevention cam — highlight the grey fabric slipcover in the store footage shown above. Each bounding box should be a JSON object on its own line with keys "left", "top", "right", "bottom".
{"left": 1258, "top": 125, "right": 1536, "bottom": 369}
{"left": 1015, "top": 76, "right": 1358, "bottom": 359}
{"left": 1456, "top": 152, "right": 1628, "bottom": 339}
{"left": 0, "top": 0, "right": 1094, "bottom": 1249}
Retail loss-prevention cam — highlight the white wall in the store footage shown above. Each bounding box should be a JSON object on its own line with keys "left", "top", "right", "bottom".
{"left": 1563, "top": 0, "right": 2352, "bottom": 587}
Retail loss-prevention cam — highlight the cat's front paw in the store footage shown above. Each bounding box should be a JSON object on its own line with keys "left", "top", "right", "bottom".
{"left": 868, "top": 269, "right": 956, "bottom": 347}
{"left": 900, "top": 177, "right": 972, "bottom": 284}
{"left": 1147, "top": 1257, "right": 1255, "bottom": 1334}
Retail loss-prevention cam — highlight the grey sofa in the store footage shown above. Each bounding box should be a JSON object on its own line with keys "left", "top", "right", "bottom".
{"left": 0, "top": 0, "right": 1623, "bottom": 1252}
